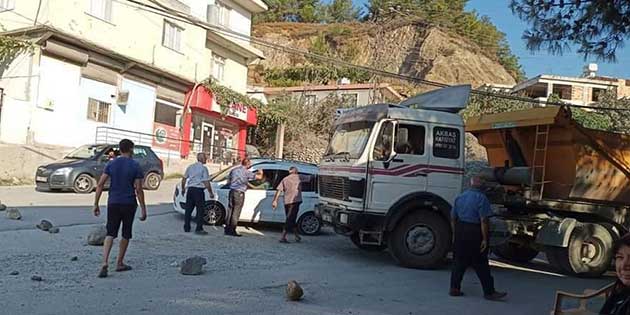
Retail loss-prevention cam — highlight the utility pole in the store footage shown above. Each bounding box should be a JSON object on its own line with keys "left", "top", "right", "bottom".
{"left": 275, "top": 123, "right": 285, "bottom": 159}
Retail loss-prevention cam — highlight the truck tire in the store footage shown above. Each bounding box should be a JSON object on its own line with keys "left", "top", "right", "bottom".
{"left": 494, "top": 241, "right": 539, "bottom": 263}
{"left": 387, "top": 211, "right": 451, "bottom": 269}
{"left": 350, "top": 232, "right": 387, "bottom": 252}
{"left": 546, "top": 224, "right": 613, "bottom": 277}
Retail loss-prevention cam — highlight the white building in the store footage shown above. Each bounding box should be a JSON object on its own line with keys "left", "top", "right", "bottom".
{"left": 0, "top": 0, "right": 266, "bottom": 160}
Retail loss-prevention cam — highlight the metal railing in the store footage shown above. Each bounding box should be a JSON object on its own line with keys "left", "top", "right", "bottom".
{"left": 95, "top": 126, "right": 247, "bottom": 165}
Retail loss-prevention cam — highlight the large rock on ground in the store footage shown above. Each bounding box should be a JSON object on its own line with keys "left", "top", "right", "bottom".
{"left": 87, "top": 225, "right": 108, "bottom": 246}
{"left": 0, "top": 203, "right": 6, "bottom": 211}
{"left": 180, "top": 256, "right": 207, "bottom": 275}
{"left": 5, "top": 208, "right": 21, "bottom": 220}
{"left": 36, "top": 220, "right": 53, "bottom": 231}
{"left": 286, "top": 280, "right": 304, "bottom": 301}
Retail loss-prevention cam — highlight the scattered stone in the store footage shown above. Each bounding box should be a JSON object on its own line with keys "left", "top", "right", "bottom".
{"left": 170, "top": 261, "right": 179, "bottom": 267}
{"left": 87, "top": 225, "right": 108, "bottom": 246}
{"left": 9, "top": 271, "right": 19, "bottom": 276}
{"left": 286, "top": 280, "right": 304, "bottom": 301}
{"left": 0, "top": 203, "right": 6, "bottom": 211}
{"left": 36, "top": 220, "right": 53, "bottom": 231}
{"left": 31, "top": 275, "right": 43, "bottom": 282}
{"left": 71, "top": 256, "right": 78, "bottom": 261}
{"left": 5, "top": 208, "right": 21, "bottom": 220}
{"left": 48, "top": 227, "right": 60, "bottom": 234}
{"left": 179, "top": 256, "right": 207, "bottom": 275}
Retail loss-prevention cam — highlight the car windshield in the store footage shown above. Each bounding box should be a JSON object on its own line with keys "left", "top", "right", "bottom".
{"left": 324, "top": 121, "right": 375, "bottom": 159}
{"left": 65, "top": 145, "right": 107, "bottom": 160}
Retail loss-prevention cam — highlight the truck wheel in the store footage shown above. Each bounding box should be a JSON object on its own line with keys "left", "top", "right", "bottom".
{"left": 493, "top": 241, "right": 539, "bottom": 263}
{"left": 350, "top": 232, "right": 387, "bottom": 252}
{"left": 547, "top": 224, "right": 613, "bottom": 277}
{"left": 388, "top": 211, "right": 451, "bottom": 269}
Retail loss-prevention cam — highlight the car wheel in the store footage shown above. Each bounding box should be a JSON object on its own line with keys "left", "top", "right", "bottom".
{"left": 73, "top": 174, "right": 95, "bottom": 194}
{"left": 203, "top": 201, "right": 225, "bottom": 226}
{"left": 297, "top": 212, "right": 322, "bottom": 236}
{"left": 144, "top": 172, "right": 162, "bottom": 190}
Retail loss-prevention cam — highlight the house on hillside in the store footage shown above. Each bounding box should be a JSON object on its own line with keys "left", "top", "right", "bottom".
{"left": 248, "top": 83, "right": 404, "bottom": 106}
{"left": 512, "top": 66, "right": 630, "bottom": 107}
{"left": 0, "top": 0, "right": 266, "bottom": 162}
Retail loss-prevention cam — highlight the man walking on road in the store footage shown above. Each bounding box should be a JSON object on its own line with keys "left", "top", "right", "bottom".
{"left": 449, "top": 176, "right": 507, "bottom": 301}
{"left": 93, "top": 139, "right": 147, "bottom": 278}
{"left": 272, "top": 166, "right": 309, "bottom": 243}
{"left": 181, "top": 152, "right": 213, "bottom": 235}
{"left": 224, "top": 158, "right": 262, "bottom": 237}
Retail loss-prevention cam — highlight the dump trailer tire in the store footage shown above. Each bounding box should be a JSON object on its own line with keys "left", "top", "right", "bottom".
{"left": 547, "top": 224, "right": 613, "bottom": 277}
{"left": 388, "top": 211, "right": 451, "bottom": 269}
{"left": 350, "top": 232, "right": 387, "bottom": 252}
{"left": 494, "top": 242, "right": 540, "bottom": 263}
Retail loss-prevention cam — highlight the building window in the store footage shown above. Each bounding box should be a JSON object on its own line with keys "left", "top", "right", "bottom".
{"left": 163, "top": 21, "right": 182, "bottom": 52}
{"left": 86, "top": 0, "right": 112, "bottom": 22}
{"left": 154, "top": 101, "right": 180, "bottom": 127}
{"left": 212, "top": 54, "right": 225, "bottom": 81}
{"left": 341, "top": 93, "right": 358, "bottom": 107}
{"left": 591, "top": 88, "right": 607, "bottom": 102}
{"left": 304, "top": 95, "right": 316, "bottom": 106}
{"left": 433, "top": 127, "right": 460, "bottom": 159}
{"left": 87, "top": 98, "right": 110, "bottom": 123}
{"left": 207, "top": 1, "right": 231, "bottom": 28}
{"left": 552, "top": 84, "right": 572, "bottom": 100}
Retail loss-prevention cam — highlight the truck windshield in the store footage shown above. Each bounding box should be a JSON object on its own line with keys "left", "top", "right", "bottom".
{"left": 324, "top": 121, "right": 375, "bottom": 159}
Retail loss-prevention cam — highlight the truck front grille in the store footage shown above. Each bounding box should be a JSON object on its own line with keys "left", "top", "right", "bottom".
{"left": 319, "top": 175, "right": 351, "bottom": 200}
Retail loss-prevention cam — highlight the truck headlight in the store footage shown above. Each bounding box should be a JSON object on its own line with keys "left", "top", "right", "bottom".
{"left": 53, "top": 167, "right": 72, "bottom": 176}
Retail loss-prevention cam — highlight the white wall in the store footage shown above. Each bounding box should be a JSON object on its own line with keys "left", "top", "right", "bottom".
{"left": 0, "top": 53, "right": 36, "bottom": 144}
{"left": 114, "top": 78, "right": 157, "bottom": 136}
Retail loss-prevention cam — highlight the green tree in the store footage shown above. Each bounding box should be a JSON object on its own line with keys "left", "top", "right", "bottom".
{"left": 322, "top": 0, "right": 361, "bottom": 23}
{"left": 0, "top": 35, "right": 31, "bottom": 75}
{"left": 253, "top": 0, "right": 323, "bottom": 23}
{"left": 510, "top": 0, "right": 630, "bottom": 62}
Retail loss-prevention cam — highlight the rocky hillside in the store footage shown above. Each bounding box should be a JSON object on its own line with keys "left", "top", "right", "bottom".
{"left": 250, "top": 21, "right": 517, "bottom": 90}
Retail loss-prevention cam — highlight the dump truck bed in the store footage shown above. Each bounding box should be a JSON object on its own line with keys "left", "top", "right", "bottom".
{"left": 466, "top": 106, "right": 630, "bottom": 205}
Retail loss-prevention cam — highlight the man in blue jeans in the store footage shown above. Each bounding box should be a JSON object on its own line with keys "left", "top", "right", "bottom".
{"left": 224, "top": 158, "right": 263, "bottom": 237}
{"left": 93, "top": 139, "right": 147, "bottom": 278}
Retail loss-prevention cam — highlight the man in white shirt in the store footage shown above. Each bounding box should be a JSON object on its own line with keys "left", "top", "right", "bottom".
{"left": 181, "top": 153, "right": 214, "bottom": 235}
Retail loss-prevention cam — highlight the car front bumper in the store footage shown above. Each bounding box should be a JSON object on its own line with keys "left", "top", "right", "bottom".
{"left": 35, "top": 173, "right": 72, "bottom": 190}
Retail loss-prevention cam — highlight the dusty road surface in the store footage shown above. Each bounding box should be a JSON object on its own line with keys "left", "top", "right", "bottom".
{"left": 0, "top": 181, "right": 611, "bottom": 315}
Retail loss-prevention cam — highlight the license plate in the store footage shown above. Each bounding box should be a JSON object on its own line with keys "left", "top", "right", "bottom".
{"left": 36, "top": 176, "right": 48, "bottom": 182}
{"left": 339, "top": 213, "right": 348, "bottom": 224}
{"left": 322, "top": 214, "right": 332, "bottom": 223}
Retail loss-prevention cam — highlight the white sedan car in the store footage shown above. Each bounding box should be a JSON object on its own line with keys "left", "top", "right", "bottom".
{"left": 173, "top": 159, "right": 322, "bottom": 235}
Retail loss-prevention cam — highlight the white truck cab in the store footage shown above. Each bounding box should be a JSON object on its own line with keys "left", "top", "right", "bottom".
{"left": 318, "top": 85, "right": 470, "bottom": 268}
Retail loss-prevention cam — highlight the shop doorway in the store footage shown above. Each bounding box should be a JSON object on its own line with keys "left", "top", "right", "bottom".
{"left": 202, "top": 122, "right": 214, "bottom": 159}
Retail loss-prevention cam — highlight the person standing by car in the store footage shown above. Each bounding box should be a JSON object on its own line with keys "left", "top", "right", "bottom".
{"left": 272, "top": 166, "right": 310, "bottom": 243}
{"left": 181, "top": 153, "right": 213, "bottom": 235}
{"left": 92, "top": 139, "right": 147, "bottom": 278}
{"left": 224, "top": 158, "right": 263, "bottom": 237}
{"left": 449, "top": 176, "right": 507, "bottom": 301}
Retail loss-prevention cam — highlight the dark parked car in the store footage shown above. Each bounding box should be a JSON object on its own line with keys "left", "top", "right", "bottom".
{"left": 35, "top": 144, "right": 164, "bottom": 193}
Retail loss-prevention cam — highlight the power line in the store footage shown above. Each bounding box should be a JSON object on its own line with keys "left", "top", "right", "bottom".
{"left": 117, "top": 0, "right": 630, "bottom": 112}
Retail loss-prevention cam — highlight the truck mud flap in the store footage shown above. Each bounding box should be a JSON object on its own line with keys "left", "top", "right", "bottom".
{"left": 535, "top": 218, "right": 578, "bottom": 247}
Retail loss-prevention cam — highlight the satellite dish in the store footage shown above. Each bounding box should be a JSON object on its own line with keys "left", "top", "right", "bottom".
{"left": 398, "top": 84, "right": 471, "bottom": 113}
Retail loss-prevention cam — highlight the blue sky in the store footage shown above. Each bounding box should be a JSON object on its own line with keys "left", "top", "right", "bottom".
{"left": 346, "top": 0, "right": 630, "bottom": 79}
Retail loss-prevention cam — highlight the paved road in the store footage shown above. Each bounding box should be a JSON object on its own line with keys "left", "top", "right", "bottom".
{"left": 0, "top": 182, "right": 612, "bottom": 315}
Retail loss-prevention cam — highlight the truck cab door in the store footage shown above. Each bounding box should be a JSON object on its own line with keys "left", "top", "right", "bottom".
{"left": 427, "top": 124, "right": 465, "bottom": 206}
{"left": 367, "top": 120, "right": 429, "bottom": 212}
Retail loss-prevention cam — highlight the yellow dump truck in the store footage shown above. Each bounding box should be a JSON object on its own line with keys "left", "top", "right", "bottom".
{"left": 467, "top": 106, "right": 630, "bottom": 276}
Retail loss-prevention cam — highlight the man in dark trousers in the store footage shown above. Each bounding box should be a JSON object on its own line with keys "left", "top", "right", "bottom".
{"left": 271, "top": 166, "right": 311, "bottom": 243}
{"left": 449, "top": 176, "right": 507, "bottom": 301}
{"left": 93, "top": 139, "right": 147, "bottom": 278}
{"left": 224, "top": 157, "right": 262, "bottom": 237}
{"left": 181, "top": 152, "right": 214, "bottom": 235}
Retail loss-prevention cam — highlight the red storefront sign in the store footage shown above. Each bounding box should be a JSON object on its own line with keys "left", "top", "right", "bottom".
{"left": 152, "top": 123, "right": 181, "bottom": 151}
